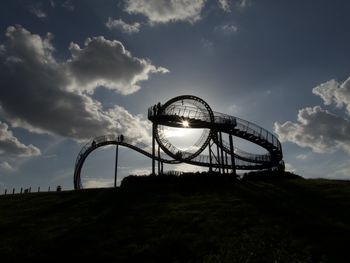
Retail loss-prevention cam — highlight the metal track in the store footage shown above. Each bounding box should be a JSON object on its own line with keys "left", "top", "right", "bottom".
{"left": 74, "top": 95, "right": 284, "bottom": 189}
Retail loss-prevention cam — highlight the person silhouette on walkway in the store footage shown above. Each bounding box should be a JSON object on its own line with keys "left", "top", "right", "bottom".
{"left": 157, "top": 102, "right": 161, "bottom": 115}
{"left": 120, "top": 134, "right": 124, "bottom": 142}
{"left": 176, "top": 151, "right": 182, "bottom": 159}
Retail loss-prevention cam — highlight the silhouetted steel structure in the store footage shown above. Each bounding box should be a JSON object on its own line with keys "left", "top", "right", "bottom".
{"left": 74, "top": 95, "right": 284, "bottom": 189}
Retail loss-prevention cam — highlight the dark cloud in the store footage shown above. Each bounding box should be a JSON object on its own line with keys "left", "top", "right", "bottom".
{"left": 124, "top": 0, "right": 206, "bottom": 24}
{"left": 0, "top": 25, "right": 157, "bottom": 143}
{"left": 275, "top": 77, "right": 350, "bottom": 154}
{"left": 0, "top": 121, "right": 40, "bottom": 156}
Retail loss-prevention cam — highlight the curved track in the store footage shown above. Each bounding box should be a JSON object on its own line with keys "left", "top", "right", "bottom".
{"left": 74, "top": 95, "right": 284, "bottom": 189}
{"left": 149, "top": 95, "right": 282, "bottom": 166}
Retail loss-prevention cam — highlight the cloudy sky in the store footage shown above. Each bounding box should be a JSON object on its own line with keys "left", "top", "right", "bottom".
{"left": 1, "top": 0, "right": 350, "bottom": 191}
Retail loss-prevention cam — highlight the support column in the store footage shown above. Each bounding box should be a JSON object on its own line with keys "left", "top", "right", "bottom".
{"left": 216, "top": 132, "right": 221, "bottom": 174}
{"left": 208, "top": 138, "right": 213, "bottom": 173}
{"left": 229, "top": 134, "right": 236, "bottom": 176}
{"left": 152, "top": 124, "right": 156, "bottom": 176}
{"left": 158, "top": 144, "right": 161, "bottom": 175}
{"left": 114, "top": 144, "right": 119, "bottom": 188}
{"left": 219, "top": 132, "right": 225, "bottom": 174}
{"left": 225, "top": 152, "right": 229, "bottom": 174}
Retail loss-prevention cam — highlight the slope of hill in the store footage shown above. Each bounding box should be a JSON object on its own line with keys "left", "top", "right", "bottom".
{"left": 1, "top": 173, "right": 350, "bottom": 262}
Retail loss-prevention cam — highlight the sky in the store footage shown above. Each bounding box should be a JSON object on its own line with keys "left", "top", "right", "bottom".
{"left": 1, "top": 0, "right": 350, "bottom": 191}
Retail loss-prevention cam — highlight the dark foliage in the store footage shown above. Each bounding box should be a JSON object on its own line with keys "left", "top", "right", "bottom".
{"left": 121, "top": 171, "right": 238, "bottom": 188}
{"left": 242, "top": 170, "right": 303, "bottom": 181}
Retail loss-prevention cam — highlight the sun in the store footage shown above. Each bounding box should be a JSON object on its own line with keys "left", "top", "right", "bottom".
{"left": 182, "top": 120, "right": 189, "bottom": 128}
{"left": 161, "top": 126, "right": 207, "bottom": 152}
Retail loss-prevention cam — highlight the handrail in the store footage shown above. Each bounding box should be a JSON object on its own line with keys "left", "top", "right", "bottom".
{"left": 74, "top": 134, "right": 273, "bottom": 189}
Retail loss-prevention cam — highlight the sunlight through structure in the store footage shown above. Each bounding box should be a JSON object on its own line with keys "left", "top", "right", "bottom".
{"left": 73, "top": 95, "right": 284, "bottom": 189}
{"left": 182, "top": 120, "right": 189, "bottom": 127}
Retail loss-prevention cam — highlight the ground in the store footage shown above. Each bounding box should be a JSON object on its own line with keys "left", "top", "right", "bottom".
{"left": 1, "top": 172, "right": 350, "bottom": 262}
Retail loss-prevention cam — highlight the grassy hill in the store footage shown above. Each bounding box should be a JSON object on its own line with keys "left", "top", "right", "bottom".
{"left": 1, "top": 172, "right": 350, "bottom": 262}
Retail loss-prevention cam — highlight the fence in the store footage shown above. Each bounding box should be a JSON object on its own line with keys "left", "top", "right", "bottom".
{"left": 1, "top": 185, "right": 63, "bottom": 196}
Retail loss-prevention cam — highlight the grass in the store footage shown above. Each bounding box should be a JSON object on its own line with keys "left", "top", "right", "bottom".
{"left": 1, "top": 172, "right": 350, "bottom": 262}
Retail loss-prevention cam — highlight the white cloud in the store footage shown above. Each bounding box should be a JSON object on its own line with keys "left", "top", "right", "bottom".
{"left": 0, "top": 25, "right": 162, "bottom": 144}
{"left": 172, "top": 163, "right": 208, "bottom": 173}
{"left": 68, "top": 36, "right": 168, "bottom": 94}
{"left": 0, "top": 161, "right": 14, "bottom": 172}
{"left": 285, "top": 162, "right": 296, "bottom": 173}
{"left": 0, "top": 121, "right": 40, "bottom": 157}
{"left": 200, "top": 38, "right": 214, "bottom": 50}
{"left": 275, "top": 106, "right": 350, "bottom": 153}
{"left": 218, "top": 0, "right": 251, "bottom": 12}
{"left": 218, "top": 0, "right": 231, "bottom": 12}
{"left": 236, "top": 0, "right": 251, "bottom": 9}
{"left": 333, "top": 162, "right": 350, "bottom": 179}
{"left": 275, "top": 76, "right": 350, "bottom": 155}
{"left": 162, "top": 127, "right": 201, "bottom": 138}
{"left": 62, "top": 0, "right": 74, "bottom": 11}
{"left": 228, "top": 104, "right": 239, "bottom": 114}
{"left": 106, "top": 17, "right": 141, "bottom": 34}
{"left": 296, "top": 154, "right": 309, "bottom": 160}
{"left": 49, "top": 0, "right": 74, "bottom": 11}
{"left": 124, "top": 0, "right": 206, "bottom": 24}
{"left": 215, "top": 23, "right": 238, "bottom": 35}
{"left": 129, "top": 168, "right": 151, "bottom": 175}
{"left": 83, "top": 178, "right": 114, "bottom": 188}
{"left": 312, "top": 77, "right": 350, "bottom": 114}
{"left": 30, "top": 5, "right": 47, "bottom": 18}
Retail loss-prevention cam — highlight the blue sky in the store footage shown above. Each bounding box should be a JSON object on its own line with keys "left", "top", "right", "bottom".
{"left": 1, "top": 0, "right": 350, "bottom": 191}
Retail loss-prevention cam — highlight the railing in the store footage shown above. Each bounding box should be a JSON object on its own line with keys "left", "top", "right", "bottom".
{"left": 74, "top": 132, "right": 277, "bottom": 188}
{"left": 235, "top": 117, "right": 281, "bottom": 150}
{"left": 149, "top": 104, "right": 280, "bottom": 153}
{"left": 148, "top": 104, "right": 281, "bottom": 164}
{"left": 1, "top": 186, "right": 62, "bottom": 196}
{"left": 152, "top": 100, "right": 282, "bottom": 161}
{"left": 212, "top": 111, "right": 281, "bottom": 151}
{"left": 75, "top": 134, "right": 177, "bottom": 166}
{"left": 149, "top": 105, "right": 212, "bottom": 122}
{"left": 219, "top": 138, "right": 271, "bottom": 162}
{"left": 189, "top": 151, "right": 267, "bottom": 167}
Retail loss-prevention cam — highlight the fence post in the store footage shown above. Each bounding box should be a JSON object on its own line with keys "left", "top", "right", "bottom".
{"left": 20, "top": 188, "right": 23, "bottom": 194}
{"left": 12, "top": 188, "right": 15, "bottom": 195}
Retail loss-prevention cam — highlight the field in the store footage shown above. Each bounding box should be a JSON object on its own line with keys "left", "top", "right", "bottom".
{"left": 1, "top": 172, "right": 350, "bottom": 262}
